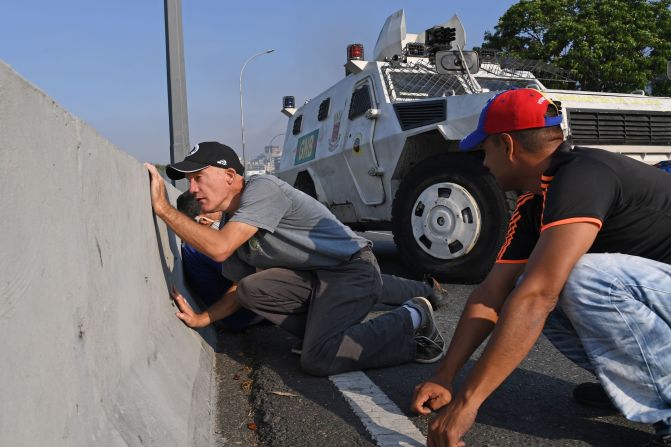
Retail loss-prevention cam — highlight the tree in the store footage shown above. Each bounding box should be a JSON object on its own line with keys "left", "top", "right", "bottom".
{"left": 482, "top": 0, "right": 671, "bottom": 95}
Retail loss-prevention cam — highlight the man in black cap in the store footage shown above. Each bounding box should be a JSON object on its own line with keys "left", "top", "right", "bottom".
{"left": 145, "top": 141, "right": 447, "bottom": 376}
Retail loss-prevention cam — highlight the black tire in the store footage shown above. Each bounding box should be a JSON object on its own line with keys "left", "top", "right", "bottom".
{"left": 391, "top": 154, "right": 508, "bottom": 283}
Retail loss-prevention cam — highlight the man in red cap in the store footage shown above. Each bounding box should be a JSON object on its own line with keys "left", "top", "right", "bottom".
{"left": 411, "top": 89, "right": 671, "bottom": 446}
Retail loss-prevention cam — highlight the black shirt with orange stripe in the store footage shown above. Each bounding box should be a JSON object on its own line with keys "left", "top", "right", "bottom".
{"left": 497, "top": 142, "right": 671, "bottom": 265}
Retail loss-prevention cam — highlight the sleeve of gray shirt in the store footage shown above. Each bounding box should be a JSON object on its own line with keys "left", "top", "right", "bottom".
{"left": 229, "top": 176, "right": 291, "bottom": 233}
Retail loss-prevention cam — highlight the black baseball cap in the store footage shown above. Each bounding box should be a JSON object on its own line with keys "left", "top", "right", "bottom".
{"left": 166, "top": 142, "right": 245, "bottom": 180}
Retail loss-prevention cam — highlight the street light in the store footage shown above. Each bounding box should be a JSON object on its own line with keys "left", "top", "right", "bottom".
{"left": 266, "top": 132, "right": 285, "bottom": 173}
{"left": 239, "top": 48, "right": 275, "bottom": 174}
{"left": 268, "top": 132, "right": 285, "bottom": 147}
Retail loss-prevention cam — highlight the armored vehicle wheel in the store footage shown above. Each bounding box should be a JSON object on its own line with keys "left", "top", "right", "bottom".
{"left": 392, "top": 154, "right": 508, "bottom": 283}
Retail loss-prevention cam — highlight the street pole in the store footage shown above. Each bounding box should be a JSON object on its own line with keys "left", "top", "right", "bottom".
{"left": 164, "top": 0, "right": 190, "bottom": 185}
{"left": 239, "top": 49, "right": 275, "bottom": 174}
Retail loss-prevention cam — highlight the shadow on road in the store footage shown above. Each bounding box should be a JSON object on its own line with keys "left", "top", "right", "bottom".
{"left": 367, "top": 359, "right": 652, "bottom": 446}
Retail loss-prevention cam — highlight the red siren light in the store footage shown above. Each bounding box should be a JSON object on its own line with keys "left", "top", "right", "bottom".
{"left": 347, "top": 44, "right": 364, "bottom": 61}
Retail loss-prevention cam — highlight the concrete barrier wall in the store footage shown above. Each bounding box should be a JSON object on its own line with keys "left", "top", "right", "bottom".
{"left": 0, "top": 60, "right": 217, "bottom": 446}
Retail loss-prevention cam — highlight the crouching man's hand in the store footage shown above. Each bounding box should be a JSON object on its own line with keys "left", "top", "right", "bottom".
{"left": 144, "top": 163, "right": 171, "bottom": 217}
{"left": 170, "top": 285, "right": 211, "bottom": 328}
{"left": 413, "top": 376, "right": 477, "bottom": 446}
{"left": 427, "top": 395, "right": 478, "bottom": 447}
{"left": 411, "top": 376, "right": 454, "bottom": 415}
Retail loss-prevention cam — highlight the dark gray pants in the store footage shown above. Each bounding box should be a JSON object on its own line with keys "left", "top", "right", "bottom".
{"left": 379, "top": 273, "right": 432, "bottom": 306}
{"left": 236, "top": 248, "right": 418, "bottom": 376}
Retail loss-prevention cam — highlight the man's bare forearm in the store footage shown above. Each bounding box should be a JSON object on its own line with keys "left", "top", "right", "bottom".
{"left": 454, "top": 288, "right": 554, "bottom": 407}
{"left": 157, "top": 205, "right": 231, "bottom": 260}
{"left": 432, "top": 264, "right": 521, "bottom": 383}
{"left": 204, "top": 285, "right": 243, "bottom": 324}
{"left": 433, "top": 294, "right": 499, "bottom": 382}
{"left": 454, "top": 223, "right": 599, "bottom": 408}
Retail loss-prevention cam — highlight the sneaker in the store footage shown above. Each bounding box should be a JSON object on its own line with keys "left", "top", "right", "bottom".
{"left": 425, "top": 275, "right": 448, "bottom": 310}
{"left": 642, "top": 434, "right": 671, "bottom": 446}
{"left": 404, "top": 297, "right": 446, "bottom": 363}
{"left": 646, "top": 422, "right": 671, "bottom": 446}
{"left": 572, "top": 382, "right": 617, "bottom": 411}
{"left": 290, "top": 341, "right": 303, "bottom": 356}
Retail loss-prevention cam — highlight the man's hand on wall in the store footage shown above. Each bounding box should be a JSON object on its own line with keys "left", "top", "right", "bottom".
{"left": 144, "top": 163, "right": 171, "bottom": 217}
{"left": 170, "top": 285, "right": 211, "bottom": 328}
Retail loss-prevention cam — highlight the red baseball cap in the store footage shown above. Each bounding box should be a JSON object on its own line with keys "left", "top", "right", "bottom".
{"left": 459, "top": 88, "right": 563, "bottom": 150}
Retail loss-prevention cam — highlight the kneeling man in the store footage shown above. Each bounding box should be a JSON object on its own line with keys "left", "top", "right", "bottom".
{"left": 145, "top": 142, "right": 446, "bottom": 376}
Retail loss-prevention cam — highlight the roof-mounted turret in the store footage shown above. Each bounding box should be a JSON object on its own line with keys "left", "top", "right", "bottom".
{"left": 372, "top": 9, "right": 467, "bottom": 63}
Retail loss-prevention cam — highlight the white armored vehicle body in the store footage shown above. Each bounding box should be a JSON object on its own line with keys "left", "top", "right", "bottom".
{"left": 277, "top": 10, "right": 671, "bottom": 282}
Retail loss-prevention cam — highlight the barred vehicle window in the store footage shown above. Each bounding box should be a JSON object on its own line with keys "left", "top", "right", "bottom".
{"left": 348, "top": 84, "right": 372, "bottom": 119}
{"left": 318, "top": 98, "right": 331, "bottom": 121}
{"left": 292, "top": 115, "right": 303, "bottom": 135}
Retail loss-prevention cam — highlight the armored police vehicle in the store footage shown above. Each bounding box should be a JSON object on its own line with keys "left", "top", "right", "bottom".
{"left": 277, "top": 9, "right": 671, "bottom": 282}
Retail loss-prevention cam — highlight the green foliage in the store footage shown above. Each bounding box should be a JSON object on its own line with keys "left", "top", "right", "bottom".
{"left": 483, "top": 0, "right": 671, "bottom": 95}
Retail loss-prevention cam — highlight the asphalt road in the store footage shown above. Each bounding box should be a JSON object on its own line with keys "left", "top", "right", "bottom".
{"left": 212, "top": 232, "right": 655, "bottom": 447}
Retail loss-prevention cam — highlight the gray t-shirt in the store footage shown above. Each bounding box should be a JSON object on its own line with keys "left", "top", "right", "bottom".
{"left": 221, "top": 175, "right": 369, "bottom": 281}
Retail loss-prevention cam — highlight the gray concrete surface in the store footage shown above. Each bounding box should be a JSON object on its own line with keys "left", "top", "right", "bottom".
{"left": 0, "top": 60, "right": 218, "bottom": 446}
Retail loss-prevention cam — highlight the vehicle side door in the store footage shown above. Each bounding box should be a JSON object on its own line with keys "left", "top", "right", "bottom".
{"left": 341, "top": 77, "right": 385, "bottom": 205}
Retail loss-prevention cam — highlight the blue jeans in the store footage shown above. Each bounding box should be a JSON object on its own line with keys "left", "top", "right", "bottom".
{"left": 542, "top": 253, "right": 671, "bottom": 429}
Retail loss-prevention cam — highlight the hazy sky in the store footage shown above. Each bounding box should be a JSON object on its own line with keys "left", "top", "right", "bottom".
{"left": 1, "top": 1, "right": 518, "bottom": 164}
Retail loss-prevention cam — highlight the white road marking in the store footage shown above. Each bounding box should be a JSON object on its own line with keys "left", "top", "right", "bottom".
{"left": 330, "top": 371, "right": 426, "bottom": 446}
